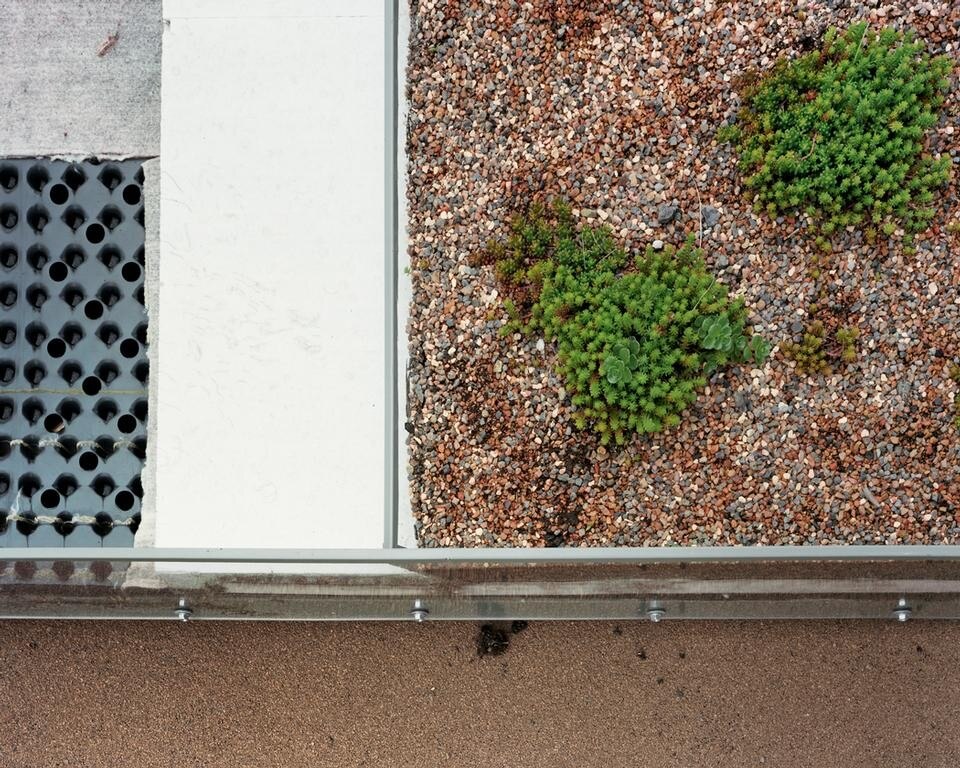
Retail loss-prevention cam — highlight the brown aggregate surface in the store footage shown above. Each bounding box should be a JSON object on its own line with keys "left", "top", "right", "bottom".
{"left": 404, "top": 0, "right": 960, "bottom": 547}
{"left": 2, "top": 620, "right": 960, "bottom": 766}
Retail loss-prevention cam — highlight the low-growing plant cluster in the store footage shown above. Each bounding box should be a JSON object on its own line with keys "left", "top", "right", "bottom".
{"left": 723, "top": 23, "right": 952, "bottom": 238}
{"left": 484, "top": 201, "right": 769, "bottom": 444}
{"left": 782, "top": 319, "right": 859, "bottom": 375}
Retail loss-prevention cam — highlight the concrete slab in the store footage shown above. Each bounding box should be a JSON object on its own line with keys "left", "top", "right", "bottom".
{"left": 0, "top": 0, "right": 160, "bottom": 158}
{"left": 155, "top": 0, "right": 386, "bottom": 550}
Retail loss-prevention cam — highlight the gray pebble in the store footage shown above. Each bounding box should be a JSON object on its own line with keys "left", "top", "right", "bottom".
{"left": 657, "top": 204, "right": 678, "bottom": 224}
{"left": 702, "top": 205, "right": 720, "bottom": 228}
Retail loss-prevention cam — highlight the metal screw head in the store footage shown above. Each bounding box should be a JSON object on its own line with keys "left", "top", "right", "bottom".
{"left": 174, "top": 598, "right": 193, "bottom": 622}
{"left": 410, "top": 599, "right": 429, "bottom": 623}
{"left": 646, "top": 601, "right": 666, "bottom": 623}
{"left": 893, "top": 598, "right": 911, "bottom": 623}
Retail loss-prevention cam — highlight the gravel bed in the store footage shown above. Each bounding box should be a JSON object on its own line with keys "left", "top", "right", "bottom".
{"left": 404, "top": 0, "right": 960, "bottom": 547}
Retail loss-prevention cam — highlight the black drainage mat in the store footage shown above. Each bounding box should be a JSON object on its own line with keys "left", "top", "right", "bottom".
{"left": 0, "top": 159, "right": 147, "bottom": 548}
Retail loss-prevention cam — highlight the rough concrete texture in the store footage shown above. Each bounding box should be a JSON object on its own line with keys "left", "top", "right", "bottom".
{"left": 1, "top": 620, "right": 958, "bottom": 766}
{"left": 0, "top": 0, "right": 160, "bottom": 157}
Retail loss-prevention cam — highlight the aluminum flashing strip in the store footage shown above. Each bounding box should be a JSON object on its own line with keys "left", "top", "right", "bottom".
{"left": 6, "top": 545, "right": 960, "bottom": 563}
{"left": 384, "top": 0, "right": 400, "bottom": 548}
{"left": 0, "top": 159, "right": 147, "bottom": 549}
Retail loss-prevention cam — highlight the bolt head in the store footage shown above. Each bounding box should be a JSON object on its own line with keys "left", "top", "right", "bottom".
{"left": 647, "top": 608, "right": 666, "bottom": 623}
{"left": 893, "top": 598, "right": 912, "bottom": 622}
{"left": 410, "top": 599, "right": 429, "bottom": 622}
{"left": 174, "top": 598, "right": 193, "bottom": 622}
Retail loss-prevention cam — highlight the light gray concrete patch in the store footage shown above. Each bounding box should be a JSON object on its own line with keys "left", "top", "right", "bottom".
{"left": 0, "top": 0, "right": 160, "bottom": 158}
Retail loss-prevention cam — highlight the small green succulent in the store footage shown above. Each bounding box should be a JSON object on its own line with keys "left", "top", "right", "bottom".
{"left": 742, "top": 334, "right": 771, "bottom": 365}
{"left": 603, "top": 337, "right": 641, "bottom": 384}
{"left": 698, "top": 315, "right": 734, "bottom": 351}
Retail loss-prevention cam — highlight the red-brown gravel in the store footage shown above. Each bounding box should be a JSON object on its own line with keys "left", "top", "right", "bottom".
{"left": 404, "top": 0, "right": 960, "bottom": 547}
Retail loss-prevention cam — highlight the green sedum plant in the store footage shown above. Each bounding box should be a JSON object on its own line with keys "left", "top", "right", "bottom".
{"left": 488, "top": 201, "right": 769, "bottom": 445}
{"left": 726, "top": 23, "right": 952, "bottom": 237}
{"left": 782, "top": 319, "right": 859, "bottom": 375}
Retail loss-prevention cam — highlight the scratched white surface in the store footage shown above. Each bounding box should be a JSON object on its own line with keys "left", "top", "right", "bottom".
{"left": 156, "top": 0, "right": 385, "bottom": 549}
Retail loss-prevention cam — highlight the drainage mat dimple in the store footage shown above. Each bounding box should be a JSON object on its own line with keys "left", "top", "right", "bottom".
{"left": 0, "top": 159, "right": 147, "bottom": 549}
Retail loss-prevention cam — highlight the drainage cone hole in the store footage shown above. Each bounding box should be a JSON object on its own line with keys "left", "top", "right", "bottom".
{"left": 0, "top": 165, "right": 18, "bottom": 191}
{"left": 120, "top": 338, "right": 140, "bottom": 358}
{"left": 40, "top": 488, "right": 61, "bottom": 509}
{"left": 61, "top": 284, "right": 86, "bottom": 309}
{"left": 98, "top": 166, "right": 121, "bottom": 191}
{"left": 61, "top": 245, "right": 85, "bottom": 269}
{"left": 92, "top": 474, "right": 115, "bottom": 498}
{"left": 96, "top": 322, "right": 121, "bottom": 347}
{"left": 0, "top": 360, "right": 16, "bottom": 384}
{"left": 121, "top": 261, "right": 142, "bottom": 282}
{"left": 85, "top": 223, "right": 105, "bottom": 244}
{"left": 114, "top": 489, "right": 135, "bottom": 512}
{"left": 60, "top": 322, "right": 84, "bottom": 347}
{"left": 24, "top": 360, "right": 46, "bottom": 386}
{"left": 0, "top": 206, "right": 17, "bottom": 230}
{"left": 62, "top": 205, "right": 85, "bottom": 232}
{"left": 0, "top": 283, "right": 17, "bottom": 307}
{"left": 98, "top": 284, "right": 122, "bottom": 307}
{"left": 26, "top": 245, "right": 48, "bottom": 272}
{"left": 21, "top": 397, "right": 44, "bottom": 425}
{"left": 26, "top": 165, "right": 48, "bottom": 192}
{"left": 43, "top": 412, "right": 66, "bottom": 433}
{"left": 48, "top": 183, "right": 69, "bottom": 205}
{"left": 92, "top": 511, "right": 113, "bottom": 537}
{"left": 18, "top": 436, "right": 42, "bottom": 461}
{"left": 63, "top": 164, "right": 86, "bottom": 191}
{"left": 25, "top": 322, "right": 47, "bottom": 349}
{"left": 46, "top": 337, "right": 67, "bottom": 358}
{"left": 122, "top": 184, "right": 142, "bottom": 206}
{"left": 48, "top": 261, "right": 69, "bottom": 282}
{"left": 59, "top": 360, "right": 83, "bottom": 386}
{"left": 117, "top": 414, "right": 137, "bottom": 434}
{"left": 81, "top": 375, "right": 102, "bottom": 396}
{"left": 17, "top": 473, "right": 41, "bottom": 497}
{"left": 58, "top": 398, "right": 82, "bottom": 422}
{"left": 53, "top": 513, "right": 76, "bottom": 537}
{"left": 55, "top": 436, "right": 78, "bottom": 460}
{"left": 26, "top": 205, "right": 49, "bottom": 234}
{"left": 78, "top": 450, "right": 99, "bottom": 471}
{"left": 96, "top": 361, "right": 119, "bottom": 384}
{"left": 26, "top": 283, "right": 48, "bottom": 309}
{"left": 16, "top": 511, "right": 38, "bottom": 536}
{"left": 55, "top": 473, "right": 78, "bottom": 497}
{"left": 0, "top": 245, "right": 17, "bottom": 269}
{"left": 83, "top": 299, "right": 104, "bottom": 319}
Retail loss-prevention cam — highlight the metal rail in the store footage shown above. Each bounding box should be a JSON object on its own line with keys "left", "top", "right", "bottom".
{"left": 3, "top": 545, "right": 960, "bottom": 563}
{"left": 383, "top": 0, "right": 400, "bottom": 548}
